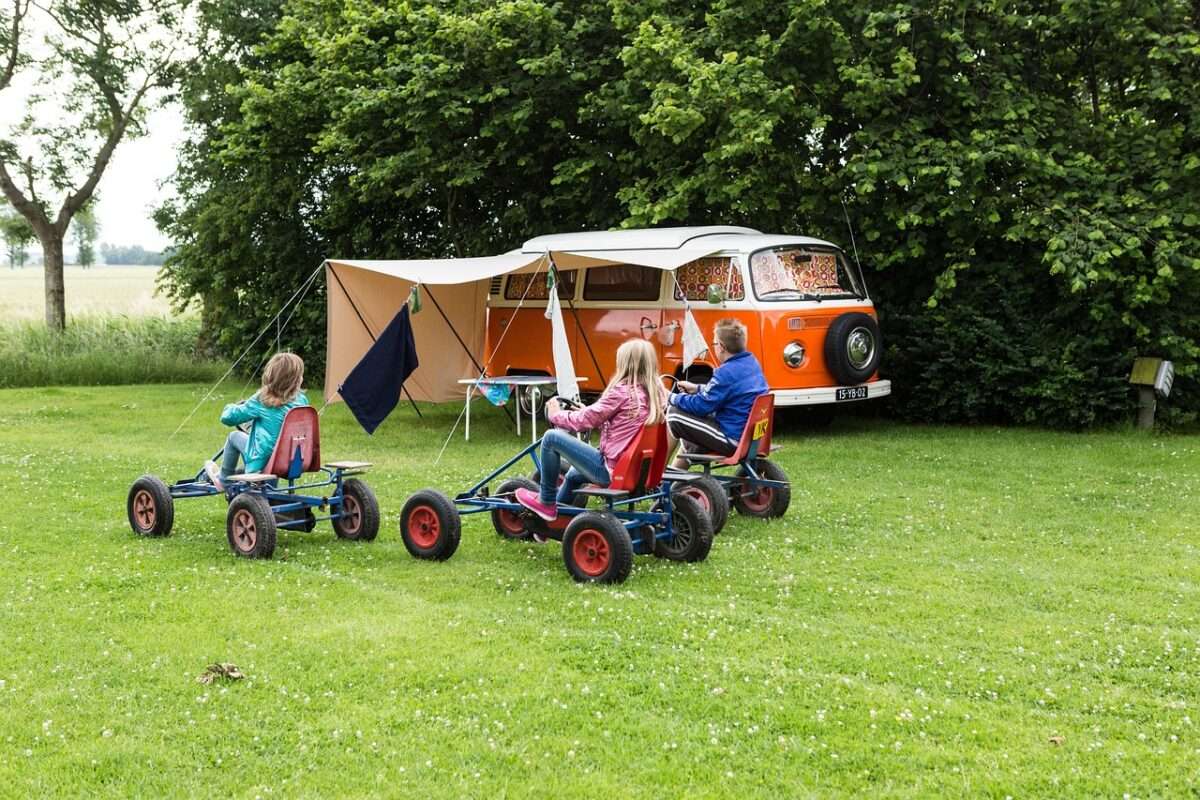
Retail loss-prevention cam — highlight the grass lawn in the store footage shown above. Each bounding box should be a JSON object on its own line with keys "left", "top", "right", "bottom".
{"left": 0, "top": 384, "right": 1197, "bottom": 797}
{"left": 0, "top": 266, "right": 177, "bottom": 320}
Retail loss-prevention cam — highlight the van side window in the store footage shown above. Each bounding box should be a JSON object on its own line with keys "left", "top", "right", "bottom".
{"left": 672, "top": 257, "right": 745, "bottom": 301}
{"left": 505, "top": 270, "right": 577, "bottom": 300}
{"left": 582, "top": 264, "right": 661, "bottom": 301}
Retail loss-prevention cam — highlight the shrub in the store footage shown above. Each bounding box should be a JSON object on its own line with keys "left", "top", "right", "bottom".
{"left": 0, "top": 316, "right": 226, "bottom": 388}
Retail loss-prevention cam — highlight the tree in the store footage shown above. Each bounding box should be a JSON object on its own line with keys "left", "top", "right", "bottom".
{"left": 160, "top": 0, "right": 1200, "bottom": 426}
{"left": 0, "top": 208, "right": 33, "bottom": 267}
{"left": 71, "top": 199, "right": 98, "bottom": 267}
{"left": 0, "top": 0, "right": 187, "bottom": 329}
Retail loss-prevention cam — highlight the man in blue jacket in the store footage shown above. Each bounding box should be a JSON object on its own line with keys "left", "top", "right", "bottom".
{"left": 667, "top": 317, "right": 769, "bottom": 469}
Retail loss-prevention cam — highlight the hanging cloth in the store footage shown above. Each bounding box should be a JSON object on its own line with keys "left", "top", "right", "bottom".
{"left": 544, "top": 273, "right": 581, "bottom": 401}
{"left": 338, "top": 305, "right": 420, "bottom": 434}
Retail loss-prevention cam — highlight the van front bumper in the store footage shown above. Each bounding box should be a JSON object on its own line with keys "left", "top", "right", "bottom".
{"left": 772, "top": 380, "right": 892, "bottom": 407}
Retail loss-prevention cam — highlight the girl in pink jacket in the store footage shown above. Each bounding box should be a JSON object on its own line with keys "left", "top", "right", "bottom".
{"left": 516, "top": 339, "right": 665, "bottom": 521}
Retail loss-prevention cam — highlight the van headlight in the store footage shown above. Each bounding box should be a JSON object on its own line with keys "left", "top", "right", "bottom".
{"left": 783, "top": 341, "right": 805, "bottom": 368}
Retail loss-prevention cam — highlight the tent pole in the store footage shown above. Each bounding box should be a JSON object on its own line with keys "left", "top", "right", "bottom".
{"left": 550, "top": 257, "right": 607, "bottom": 387}
{"left": 422, "top": 284, "right": 517, "bottom": 426}
{"left": 328, "top": 265, "right": 424, "bottom": 419}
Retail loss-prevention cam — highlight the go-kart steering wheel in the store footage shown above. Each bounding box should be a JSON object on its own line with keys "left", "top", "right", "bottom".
{"left": 545, "top": 394, "right": 583, "bottom": 423}
{"left": 660, "top": 373, "right": 682, "bottom": 394}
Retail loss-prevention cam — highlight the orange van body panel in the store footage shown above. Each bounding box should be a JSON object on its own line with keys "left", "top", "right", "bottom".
{"left": 486, "top": 303, "right": 880, "bottom": 391}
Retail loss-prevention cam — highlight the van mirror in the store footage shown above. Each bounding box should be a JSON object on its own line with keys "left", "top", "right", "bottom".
{"left": 706, "top": 283, "right": 727, "bottom": 304}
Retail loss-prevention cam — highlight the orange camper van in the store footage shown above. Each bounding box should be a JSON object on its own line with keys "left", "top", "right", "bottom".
{"left": 485, "top": 226, "right": 891, "bottom": 409}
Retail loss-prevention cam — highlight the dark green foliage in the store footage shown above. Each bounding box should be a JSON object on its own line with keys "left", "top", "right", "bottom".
{"left": 158, "top": 0, "right": 1200, "bottom": 426}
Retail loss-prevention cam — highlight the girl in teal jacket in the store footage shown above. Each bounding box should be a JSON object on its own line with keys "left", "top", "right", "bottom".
{"left": 205, "top": 353, "right": 310, "bottom": 489}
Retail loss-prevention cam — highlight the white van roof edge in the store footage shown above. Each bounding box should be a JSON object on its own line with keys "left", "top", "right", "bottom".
{"left": 521, "top": 226, "right": 840, "bottom": 254}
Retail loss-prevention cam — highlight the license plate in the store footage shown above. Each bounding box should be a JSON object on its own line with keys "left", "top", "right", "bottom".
{"left": 836, "top": 386, "right": 868, "bottom": 401}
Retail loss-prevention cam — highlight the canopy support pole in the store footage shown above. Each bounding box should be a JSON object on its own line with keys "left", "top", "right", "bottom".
{"left": 328, "top": 265, "right": 423, "bottom": 419}
{"left": 422, "top": 284, "right": 516, "bottom": 426}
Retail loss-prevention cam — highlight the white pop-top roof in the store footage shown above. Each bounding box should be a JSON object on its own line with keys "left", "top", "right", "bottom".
{"left": 522, "top": 225, "right": 839, "bottom": 254}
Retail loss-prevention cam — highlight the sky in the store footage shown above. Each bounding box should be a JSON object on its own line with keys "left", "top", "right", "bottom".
{"left": 0, "top": 6, "right": 190, "bottom": 253}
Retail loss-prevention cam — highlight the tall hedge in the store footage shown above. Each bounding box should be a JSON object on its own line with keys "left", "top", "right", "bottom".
{"left": 158, "top": 0, "right": 1200, "bottom": 426}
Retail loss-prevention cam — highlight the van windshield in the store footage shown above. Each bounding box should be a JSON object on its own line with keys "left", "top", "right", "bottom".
{"left": 749, "top": 247, "right": 866, "bottom": 301}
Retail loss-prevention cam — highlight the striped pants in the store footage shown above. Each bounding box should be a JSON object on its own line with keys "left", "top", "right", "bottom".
{"left": 666, "top": 405, "right": 737, "bottom": 456}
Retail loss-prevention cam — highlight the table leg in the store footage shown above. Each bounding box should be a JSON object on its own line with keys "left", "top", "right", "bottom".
{"left": 464, "top": 385, "right": 471, "bottom": 441}
{"left": 515, "top": 387, "right": 521, "bottom": 438}
{"left": 531, "top": 391, "right": 538, "bottom": 443}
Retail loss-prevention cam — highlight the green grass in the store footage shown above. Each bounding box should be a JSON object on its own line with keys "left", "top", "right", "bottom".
{"left": 0, "top": 384, "right": 1197, "bottom": 797}
{"left": 0, "top": 316, "right": 225, "bottom": 388}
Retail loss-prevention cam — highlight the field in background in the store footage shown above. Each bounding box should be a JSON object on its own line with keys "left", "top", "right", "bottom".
{"left": 0, "top": 384, "right": 1196, "bottom": 797}
{"left": 0, "top": 265, "right": 179, "bottom": 320}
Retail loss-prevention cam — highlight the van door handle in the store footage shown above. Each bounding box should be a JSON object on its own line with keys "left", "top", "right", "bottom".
{"left": 639, "top": 316, "right": 658, "bottom": 330}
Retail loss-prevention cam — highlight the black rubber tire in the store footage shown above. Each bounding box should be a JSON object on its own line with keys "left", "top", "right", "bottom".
{"left": 654, "top": 491, "right": 714, "bottom": 562}
{"left": 671, "top": 475, "right": 729, "bottom": 535}
{"left": 732, "top": 459, "right": 791, "bottom": 519}
{"left": 127, "top": 475, "right": 174, "bottom": 537}
{"left": 400, "top": 490, "right": 461, "bottom": 561}
{"left": 529, "top": 467, "right": 587, "bottom": 508}
{"left": 492, "top": 477, "right": 537, "bottom": 540}
{"left": 226, "top": 493, "right": 277, "bottom": 559}
{"left": 824, "top": 312, "right": 882, "bottom": 385}
{"left": 333, "top": 478, "right": 380, "bottom": 541}
{"left": 562, "top": 512, "right": 634, "bottom": 584}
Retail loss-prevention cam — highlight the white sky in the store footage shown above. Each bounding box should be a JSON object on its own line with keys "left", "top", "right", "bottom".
{"left": 0, "top": 6, "right": 190, "bottom": 252}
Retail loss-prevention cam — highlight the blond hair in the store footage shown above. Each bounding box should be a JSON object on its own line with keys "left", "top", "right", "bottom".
{"left": 714, "top": 318, "right": 748, "bottom": 353}
{"left": 259, "top": 352, "right": 304, "bottom": 407}
{"left": 608, "top": 339, "right": 664, "bottom": 426}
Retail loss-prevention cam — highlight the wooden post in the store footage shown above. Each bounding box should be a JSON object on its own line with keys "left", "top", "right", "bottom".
{"left": 1136, "top": 386, "right": 1156, "bottom": 430}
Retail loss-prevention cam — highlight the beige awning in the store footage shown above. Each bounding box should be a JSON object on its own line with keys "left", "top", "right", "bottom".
{"left": 323, "top": 242, "right": 727, "bottom": 404}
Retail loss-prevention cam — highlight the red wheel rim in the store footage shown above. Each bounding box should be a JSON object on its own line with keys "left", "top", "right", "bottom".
{"left": 679, "top": 486, "right": 710, "bottom": 512}
{"left": 572, "top": 530, "right": 610, "bottom": 577}
{"left": 340, "top": 494, "right": 362, "bottom": 534}
{"left": 132, "top": 489, "right": 156, "bottom": 531}
{"left": 740, "top": 482, "right": 773, "bottom": 513}
{"left": 497, "top": 508, "right": 525, "bottom": 536}
{"left": 231, "top": 508, "right": 257, "bottom": 552}
{"left": 408, "top": 505, "right": 440, "bottom": 548}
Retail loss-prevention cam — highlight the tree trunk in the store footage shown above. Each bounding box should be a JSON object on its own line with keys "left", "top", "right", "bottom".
{"left": 40, "top": 233, "right": 66, "bottom": 331}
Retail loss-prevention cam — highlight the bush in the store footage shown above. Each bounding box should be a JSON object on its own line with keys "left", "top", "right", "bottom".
{"left": 0, "top": 316, "right": 226, "bottom": 388}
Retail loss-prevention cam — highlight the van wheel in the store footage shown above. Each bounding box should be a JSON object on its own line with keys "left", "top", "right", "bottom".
{"left": 824, "top": 312, "right": 882, "bottom": 385}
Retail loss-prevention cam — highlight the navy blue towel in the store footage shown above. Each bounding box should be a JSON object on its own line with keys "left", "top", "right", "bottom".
{"left": 338, "top": 305, "right": 420, "bottom": 434}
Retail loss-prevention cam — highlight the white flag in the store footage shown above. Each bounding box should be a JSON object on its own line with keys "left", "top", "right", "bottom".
{"left": 545, "top": 285, "right": 581, "bottom": 401}
{"left": 681, "top": 306, "right": 709, "bottom": 370}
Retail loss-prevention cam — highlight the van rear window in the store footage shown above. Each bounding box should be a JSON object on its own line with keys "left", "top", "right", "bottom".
{"left": 583, "top": 265, "right": 662, "bottom": 301}
{"left": 673, "top": 257, "right": 744, "bottom": 301}
{"left": 505, "top": 270, "right": 577, "bottom": 300}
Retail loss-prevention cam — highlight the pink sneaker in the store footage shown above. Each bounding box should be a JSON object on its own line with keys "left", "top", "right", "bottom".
{"left": 204, "top": 460, "right": 224, "bottom": 491}
{"left": 514, "top": 487, "right": 557, "bottom": 522}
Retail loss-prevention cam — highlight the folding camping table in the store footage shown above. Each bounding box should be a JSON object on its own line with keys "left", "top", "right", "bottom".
{"left": 458, "top": 376, "right": 587, "bottom": 443}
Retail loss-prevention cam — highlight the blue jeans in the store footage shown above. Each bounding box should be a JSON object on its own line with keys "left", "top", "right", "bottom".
{"left": 221, "top": 430, "right": 249, "bottom": 478}
{"left": 538, "top": 429, "right": 609, "bottom": 504}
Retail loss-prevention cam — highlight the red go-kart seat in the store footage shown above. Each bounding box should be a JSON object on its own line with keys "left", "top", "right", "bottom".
{"left": 684, "top": 393, "right": 775, "bottom": 467}
{"left": 577, "top": 423, "right": 668, "bottom": 498}
{"left": 264, "top": 406, "right": 322, "bottom": 480}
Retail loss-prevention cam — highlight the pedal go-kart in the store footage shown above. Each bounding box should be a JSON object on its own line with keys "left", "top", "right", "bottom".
{"left": 397, "top": 415, "right": 714, "bottom": 584}
{"left": 126, "top": 407, "right": 379, "bottom": 558}
{"left": 668, "top": 393, "right": 791, "bottom": 524}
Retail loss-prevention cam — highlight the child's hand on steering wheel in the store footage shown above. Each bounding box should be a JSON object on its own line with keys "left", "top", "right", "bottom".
{"left": 676, "top": 380, "right": 699, "bottom": 394}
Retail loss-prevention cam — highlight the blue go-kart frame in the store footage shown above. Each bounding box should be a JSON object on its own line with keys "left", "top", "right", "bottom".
{"left": 126, "top": 410, "right": 379, "bottom": 559}
{"left": 396, "top": 425, "right": 715, "bottom": 584}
